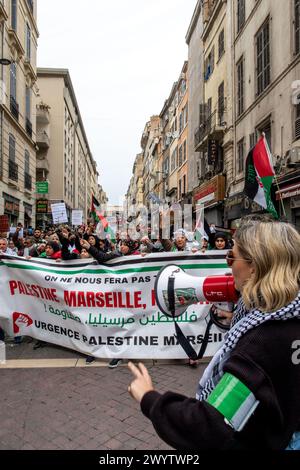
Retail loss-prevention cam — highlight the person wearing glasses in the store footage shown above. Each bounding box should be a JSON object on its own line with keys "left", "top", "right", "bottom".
{"left": 127, "top": 215, "right": 300, "bottom": 450}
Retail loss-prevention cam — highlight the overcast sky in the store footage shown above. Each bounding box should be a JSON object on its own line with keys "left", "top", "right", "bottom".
{"left": 37, "top": 0, "right": 197, "bottom": 205}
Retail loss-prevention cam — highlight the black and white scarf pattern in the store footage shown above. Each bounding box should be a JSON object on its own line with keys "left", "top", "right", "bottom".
{"left": 196, "top": 291, "right": 300, "bottom": 401}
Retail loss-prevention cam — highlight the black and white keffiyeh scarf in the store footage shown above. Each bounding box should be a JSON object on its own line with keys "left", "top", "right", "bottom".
{"left": 196, "top": 291, "right": 300, "bottom": 401}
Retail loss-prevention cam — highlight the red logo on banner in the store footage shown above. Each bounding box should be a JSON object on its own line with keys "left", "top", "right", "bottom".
{"left": 12, "top": 312, "right": 33, "bottom": 334}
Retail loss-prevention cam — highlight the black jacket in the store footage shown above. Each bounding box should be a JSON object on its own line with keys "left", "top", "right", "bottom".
{"left": 141, "top": 318, "right": 300, "bottom": 450}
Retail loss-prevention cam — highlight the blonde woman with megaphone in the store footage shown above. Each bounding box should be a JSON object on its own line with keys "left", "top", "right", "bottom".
{"left": 127, "top": 215, "right": 300, "bottom": 450}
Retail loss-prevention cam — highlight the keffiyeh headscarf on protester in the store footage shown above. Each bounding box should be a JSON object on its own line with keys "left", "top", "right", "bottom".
{"left": 196, "top": 292, "right": 300, "bottom": 401}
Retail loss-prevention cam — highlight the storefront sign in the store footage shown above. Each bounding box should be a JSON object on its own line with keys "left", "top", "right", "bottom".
{"left": 36, "top": 199, "right": 49, "bottom": 214}
{"left": 276, "top": 183, "right": 300, "bottom": 200}
{"left": 193, "top": 175, "right": 225, "bottom": 207}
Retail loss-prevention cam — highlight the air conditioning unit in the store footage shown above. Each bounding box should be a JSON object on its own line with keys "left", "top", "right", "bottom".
{"left": 172, "top": 131, "right": 179, "bottom": 139}
{"left": 287, "top": 147, "right": 300, "bottom": 166}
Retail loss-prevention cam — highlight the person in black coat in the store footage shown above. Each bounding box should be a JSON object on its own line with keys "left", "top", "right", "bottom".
{"left": 127, "top": 216, "right": 300, "bottom": 450}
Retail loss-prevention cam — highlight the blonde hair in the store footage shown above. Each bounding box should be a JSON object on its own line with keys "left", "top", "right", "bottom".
{"left": 234, "top": 219, "right": 300, "bottom": 312}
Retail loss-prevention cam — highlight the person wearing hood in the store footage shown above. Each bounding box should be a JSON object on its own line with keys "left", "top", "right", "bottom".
{"left": 212, "top": 231, "right": 231, "bottom": 250}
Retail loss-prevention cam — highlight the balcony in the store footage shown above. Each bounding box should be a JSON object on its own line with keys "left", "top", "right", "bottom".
{"left": 8, "top": 160, "right": 18, "bottom": 182}
{"left": 194, "top": 108, "right": 227, "bottom": 151}
{"left": 37, "top": 130, "right": 50, "bottom": 149}
{"left": 26, "top": 117, "right": 32, "bottom": 139}
{"left": 24, "top": 172, "right": 32, "bottom": 191}
{"left": 10, "top": 95, "right": 19, "bottom": 121}
{"left": 37, "top": 105, "right": 50, "bottom": 124}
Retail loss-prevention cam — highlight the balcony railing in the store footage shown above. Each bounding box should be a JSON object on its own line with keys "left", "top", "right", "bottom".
{"left": 10, "top": 95, "right": 19, "bottom": 121}
{"left": 26, "top": 118, "right": 33, "bottom": 138}
{"left": 9, "top": 160, "right": 18, "bottom": 181}
{"left": 194, "top": 108, "right": 226, "bottom": 150}
{"left": 25, "top": 172, "right": 32, "bottom": 190}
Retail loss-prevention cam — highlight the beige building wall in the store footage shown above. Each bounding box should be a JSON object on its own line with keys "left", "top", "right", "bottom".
{"left": 0, "top": 0, "right": 38, "bottom": 227}
{"left": 228, "top": 0, "right": 300, "bottom": 228}
{"left": 36, "top": 68, "right": 101, "bottom": 224}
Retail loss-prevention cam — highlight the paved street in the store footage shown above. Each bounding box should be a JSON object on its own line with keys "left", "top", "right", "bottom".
{"left": 0, "top": 337, "right": 206, "bottom": 450}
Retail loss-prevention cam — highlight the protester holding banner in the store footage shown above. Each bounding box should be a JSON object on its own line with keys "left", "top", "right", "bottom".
{"left": 128, "top": 216, "right": 300, "bottom": 450}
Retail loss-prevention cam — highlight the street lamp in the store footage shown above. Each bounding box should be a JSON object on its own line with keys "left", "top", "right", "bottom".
{"left": 0, "top": 58, "right": 12, "bottom": 66}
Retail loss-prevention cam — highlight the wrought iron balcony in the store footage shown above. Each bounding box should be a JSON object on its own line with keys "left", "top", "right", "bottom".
{"left": 194, "top": 108, "right": 227, "bottom": 151}
{"left": 8, "top": 160, "right": 18, "bottom": 181}
{"left": 10, "top": 95, "right": 19, "bottom": 121}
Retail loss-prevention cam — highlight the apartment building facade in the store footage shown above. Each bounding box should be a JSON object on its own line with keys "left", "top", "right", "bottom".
{"left": 36, "top": 68, "right": 99, "bottom": 226}
{"left": 225, "top": 0, "right": 300, "bottom": 230}
{"left": 0, "top": 0, "right": 38, "bottom": 228}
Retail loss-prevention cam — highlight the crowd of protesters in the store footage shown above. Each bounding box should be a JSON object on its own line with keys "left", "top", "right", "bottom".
{"left": 0, "top": 220, "right": 233, "bottom": 367}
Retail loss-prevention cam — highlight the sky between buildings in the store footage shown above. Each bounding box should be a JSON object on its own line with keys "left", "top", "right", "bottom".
{"left": 37, "top": 0, "right": 197, "bottom": 205}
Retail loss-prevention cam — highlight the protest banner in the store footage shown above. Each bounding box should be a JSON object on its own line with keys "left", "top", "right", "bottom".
{"left": 0, "top": 252, "right": 231, "bottom": 359}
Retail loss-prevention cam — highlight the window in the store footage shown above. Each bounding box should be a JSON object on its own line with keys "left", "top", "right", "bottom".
{"left": 178, "top": 145, "right": 183, "bottom": 167}
{"left": 249, "top": 132, "right": 256, "bottom": 149}
{"left": 295, "top": 104, "right": 300, "bottom": 140}
{"left": 204, "top": 47, "right": 214, "bottom": 81}
{"left": 25, "top": 86, "right": 31, "bottom": 119}
{"left": 178, "top": 179, "right": 182, "bottom": 198}
{"left": 237, "top": 138, "right": 245, "bottom": 173}
{"left": 26, "top": 23, "right": 31, "bottom": 61}
{"left": 183, "top": 140, "right": 187, "bottom": 162}
{"left": 171, "top": 148, "right": 177, "bottom": 172}
{"left": 218, "top": 82, "right": 225, "bottom": 124}
{"left": 183, "top": 104, "right": 188, "bottom": 128}
{"left": 256, "top": 19, "right": 270, "bottom": 96}
{"left": 183, "top": 175, "right": 186, "bottom": 195}
{"left": 11, "top": 0, "right": 17, "bottom": 31}
{"left": 25, "top": 150, "right": 30, "bottom": 174}
{"left": 218, "top": 29, "right": 225, "bottom": 59}
{"left": 10, "top": 62, "right": 16, "bottom": 100}
{"left": 296, "top": 0, "right": 300, "bottom": 54}
{"left": 9, "top": 134, "right": 16, "bottom": 162}
{"left": 237, "top": 0, "right": 245, "bottom": 33}
{"left": 179, "top": 112, "right": 183, "bottom": 134}
{"left": 237, "top": 56, "right": 244, "bottom": 116}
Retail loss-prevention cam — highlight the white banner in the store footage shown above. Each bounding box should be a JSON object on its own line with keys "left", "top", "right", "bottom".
{"left": 0, "top": 252, "right": 230, "bottom": 359}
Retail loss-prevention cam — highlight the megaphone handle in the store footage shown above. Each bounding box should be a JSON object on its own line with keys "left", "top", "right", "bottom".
{"left": 196, "top": 317, "right": 214, "bottom": 360}
{"left": 167, "top": 274, "right": 214, "bottom": 361}
{"left": 174, "top": 322, "right": 198, "bottom": 361}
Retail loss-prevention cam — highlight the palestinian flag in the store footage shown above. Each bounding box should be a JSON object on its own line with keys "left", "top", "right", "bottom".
{"left": 244, "top": 136, "right": 278, "bottom": 219}
{"left": 90, "top": 195, "right": 116, "bottom": 242}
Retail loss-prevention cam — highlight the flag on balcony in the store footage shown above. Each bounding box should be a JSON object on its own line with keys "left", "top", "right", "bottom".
{"left": 243, "top": 135, "right": 278, "bottom": 219}
{"left": 90, "top": 195, "right": 116, "bottom": 242}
